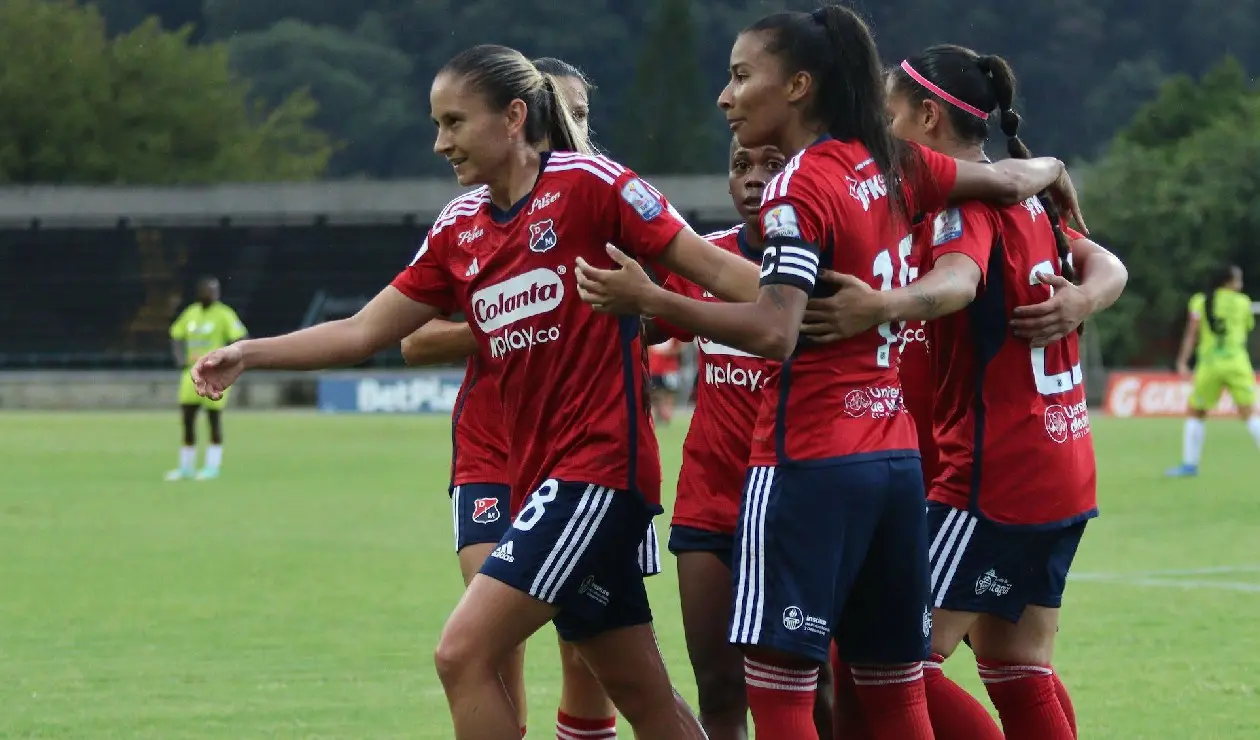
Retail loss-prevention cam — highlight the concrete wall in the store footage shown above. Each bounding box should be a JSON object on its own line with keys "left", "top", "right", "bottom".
{"left": 0, "top": 176, "right": 736, "bottom": 228}
{"left": 0, "top": 370, "right": 330, "bottom": 410}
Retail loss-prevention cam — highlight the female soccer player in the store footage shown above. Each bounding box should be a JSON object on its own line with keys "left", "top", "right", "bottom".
{"left": 165, "top": 275, "right": 246, "bottom": 481}
{"left": 574, "top": 7, "right": 1085, "bottom": 740}
{"left": 805, "top": 44, "right": 1128, "bottom": 739}
{"left": 398, "top": 56, "right": 654, "bottom": 740}
{"left": 191, "top": 43, "right": 791, "bottom": 740}
{"left": 650, "top": 138, "right": 829, "bottom": 739}
{"left": 1167, "top": 264, "right": 1260, "bottom": 476}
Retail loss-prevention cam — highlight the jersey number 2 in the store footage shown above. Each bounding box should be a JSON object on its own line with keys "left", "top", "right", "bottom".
{"left": 1028, "top": 260, "right": 1083, "bottom": 396}
{"left": 872, "top": 235, "right": 913, "bottom": 367}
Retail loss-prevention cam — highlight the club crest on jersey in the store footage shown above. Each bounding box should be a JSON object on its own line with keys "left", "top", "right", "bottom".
{"left": 620, "top": 178, "right": 663, "bottom": 221}
{"left": 932, "top": 208, "right": 963, "bottom": 246}
{"left": 471, "top": 497, "right": 501, "bottom": 524}
{"left": 528, "top": 219, "right": 558, "bottom": 253}
{"left": 762, "top": 204, "right": 801, "bottom": 238}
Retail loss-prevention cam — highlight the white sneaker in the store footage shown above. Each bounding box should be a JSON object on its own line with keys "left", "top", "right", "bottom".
{"left": 164, "top": 468, "right": 193, "bottom": 481}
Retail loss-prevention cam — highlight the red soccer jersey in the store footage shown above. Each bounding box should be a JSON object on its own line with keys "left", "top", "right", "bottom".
{"left": 648, "top": 338, "right": 681, "bottom": 375}
{"left": 898, "top": 217, "right": 936, "bottom": 486}
{"left": 450, "top": 356, "right": 508, "bottom": 487}
{"left": 659, "top": 224, "right": 771, "bottom": 535}
{"left": 749, "top": 138, "right": 958, "bottom": 466}
{"left": 392, "top": 152, "right": 686, "bottom": 512}
{"left": 928, "top": 198, "right": 1098, "bottom": 526}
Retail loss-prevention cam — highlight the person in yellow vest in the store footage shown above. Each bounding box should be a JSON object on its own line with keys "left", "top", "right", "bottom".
{"left": 1167, "top": 264, "right": 1260, "bottom": 476}
{"left": 166, "top": 276, "right": 247, "bottom": 480}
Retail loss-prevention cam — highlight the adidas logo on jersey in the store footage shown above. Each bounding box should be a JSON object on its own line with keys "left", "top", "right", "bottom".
{"left": 465, "top": 258, "right": 480, "bottom": 277}
{"left": 490, "top": 541, "right": 515, "bottom": 563}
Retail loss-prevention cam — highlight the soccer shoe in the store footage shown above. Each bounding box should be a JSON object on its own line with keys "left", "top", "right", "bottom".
{"left": 1164, "top": 463, "right": 1199, "bottom": 477}
{"left": 195, "top": 467, "right": 220, "bottom": 481}
{"left": 164, "top": 468, "right": 193, "bottom": 481}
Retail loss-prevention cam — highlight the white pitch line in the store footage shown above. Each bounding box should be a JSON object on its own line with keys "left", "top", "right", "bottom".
{"left": 1070, "top": 571, "right": 1260, "bottom": 593}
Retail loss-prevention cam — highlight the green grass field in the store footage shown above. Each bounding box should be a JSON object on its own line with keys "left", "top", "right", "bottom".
{"left": 1, "top": 411, "right": 1257, "bottom": 739}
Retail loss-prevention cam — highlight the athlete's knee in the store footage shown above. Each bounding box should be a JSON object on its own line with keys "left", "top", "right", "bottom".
{"left": 434, "top": 622, "right": 496, "bottom": 687}
{"left": 693, "top": 659, "right": 747, "bottom": 719}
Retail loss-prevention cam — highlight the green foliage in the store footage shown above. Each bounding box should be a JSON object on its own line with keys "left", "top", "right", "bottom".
{"left": 1083, "top": 58, "right": 1260, "bottom": 365}
{"left": 227, "top": 16, "right": 421, "bottom": 177}
{"left": 0, "top": 0, "right": 329, "bottom": 184}
{"left": 612, "top": 0, "right": 721, "bottom": 172}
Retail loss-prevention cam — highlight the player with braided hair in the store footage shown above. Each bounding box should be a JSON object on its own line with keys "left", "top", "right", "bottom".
{"left": 804, "top": 43, "right": 1127, "bottom": 740}
{"left": 1167, "top": 264, "right": 1260, "bottom": 476}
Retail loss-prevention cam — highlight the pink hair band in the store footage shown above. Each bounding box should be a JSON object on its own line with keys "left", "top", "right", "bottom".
{"left": 900, "top": 60, "right": 989, "bottom": 120}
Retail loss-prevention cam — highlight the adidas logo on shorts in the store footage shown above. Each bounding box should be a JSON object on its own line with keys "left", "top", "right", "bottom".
{"left": 490, "top": 541, "right": 514, "bottom": 563}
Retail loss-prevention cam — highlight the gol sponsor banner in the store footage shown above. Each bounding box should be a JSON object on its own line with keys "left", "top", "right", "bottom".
{"left": 1104, "top": 371, "right": 1260, "bottom": 417}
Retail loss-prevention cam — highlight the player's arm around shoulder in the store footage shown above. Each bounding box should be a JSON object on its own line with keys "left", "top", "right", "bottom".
{"left": 1067, "top": 231, "right": 1127, "bottom": 315}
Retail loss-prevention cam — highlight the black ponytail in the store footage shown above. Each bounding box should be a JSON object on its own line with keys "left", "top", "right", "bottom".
{"left": 977, "top": 54, "right": 1075, "bottom": 284}
{"left": 747, "top": 4, "right": 908, "bottom": 223}
{"left": 1203, "top": 265, "right": 1239, "bottom": 337}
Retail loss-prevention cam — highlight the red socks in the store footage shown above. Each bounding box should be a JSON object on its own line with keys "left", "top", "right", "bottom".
{"left": 556, "top": 711, "right": 615, "bottom": 740}
{"left": 922, "top": 654, "right": 1003, "bottom": 739}
{"left": 829, "top": 647, "right": 874, "bottom": 740}
{"left": 745, "top": 656, "right": 821, "bottom": 740}
{"left": 849, "top": 663, "right": 934, "bottom": 740}
{"left": 977, "top": 660, "right": 1074, "bottom": 740}
{"left": 1053, "top": 673, "right": 1078, "bottom": 737}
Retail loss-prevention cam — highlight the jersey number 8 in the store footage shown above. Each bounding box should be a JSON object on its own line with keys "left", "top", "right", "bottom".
{"left": 514, "top": 479, "right": 559, "bottom": 532}
{"left": 872, "top": 235, "right": 914, "bottom": 368}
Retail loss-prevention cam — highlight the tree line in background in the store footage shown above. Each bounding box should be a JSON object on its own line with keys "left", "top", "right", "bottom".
{"left": 2, "top": 0, "right": 1259, "bottom": 365}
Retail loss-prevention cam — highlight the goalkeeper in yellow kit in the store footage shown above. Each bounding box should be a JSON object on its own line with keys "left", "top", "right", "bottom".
{"left": 1167, "top": 264, "right": 1260, "bottom": 476}
{"left": 165, "top": 276, "right": 247, "bottom": 480}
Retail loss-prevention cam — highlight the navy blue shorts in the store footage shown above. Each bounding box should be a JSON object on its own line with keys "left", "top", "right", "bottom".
{"left": 451, "top": 483, "right": 510, "bottom": 552}
{"left": 668, "top": 524, "right": 735, "bottom": 571}
{"left": 729, "top": 457, "right": 932, "bottom": 665}
{"left": 927, "top": 502, "right": 1086, "bottom": 623}
{"left": 452, "top": 483, "right": 662, "bottom": 577}
{"left": 479, "top": 479, "right": 657, "bottom": 642}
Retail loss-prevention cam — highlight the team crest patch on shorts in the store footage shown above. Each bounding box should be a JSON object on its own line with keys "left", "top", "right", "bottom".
{"left": 472, "top": 497, "right": 501, "bottom": 524}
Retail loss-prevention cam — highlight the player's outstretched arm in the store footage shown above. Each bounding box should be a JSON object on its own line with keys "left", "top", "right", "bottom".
{"left": 576, "top": 244, "right": 803, "bottom": 360}
{"left": 238, "top": 287, "right": 439, "bottom": 371}
{"left": 802, "top": 253, "right": 983, "bottom": 343}
{"left": 657, "top": 229, "right": 761, "bottom": 304}
{"left": 400, "top": 318, "right": 477, "bottom": 366}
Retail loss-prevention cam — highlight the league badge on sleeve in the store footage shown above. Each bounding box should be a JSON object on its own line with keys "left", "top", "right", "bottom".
{"left": 762, "top": 204, "right": 801, "bottom": 239}
{"left": 932, "top": 208, "right": 963, "bottom": 246}
{"left": 620, "top": 178, "right": 664, "bottom": 221}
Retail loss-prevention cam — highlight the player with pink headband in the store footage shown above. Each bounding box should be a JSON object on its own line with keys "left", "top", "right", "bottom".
{"left": 807, "top": 44, "right": 1125, "bottom": 739}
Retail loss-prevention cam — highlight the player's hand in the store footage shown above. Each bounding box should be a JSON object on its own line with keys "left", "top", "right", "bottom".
{"left": 801, "top": 270, "right": 885, "bottom": 343}
{"left": 575, "top": 245, "right": 656, "bottom": 314}
{"left": 191, "top": 345, "right": 245, "bottom": 400}
{"left": 1048, "top": 167, "right": 1088, "bottom": 235}
{"left": 1010, "top": 272, "right": 1090, "bottom": 347}
{"left": 1176, "top": 360, "right": 1192, "bottom": 378}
